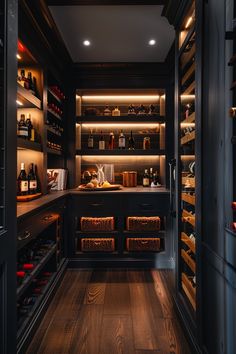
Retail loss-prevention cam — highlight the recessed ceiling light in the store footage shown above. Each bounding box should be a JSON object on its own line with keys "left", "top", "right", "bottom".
{"left": 16, "top": 100, "right": 23, "bottom": 106}
{"left": 83, "top": 40, "right": 91, "bottom": 46}
{"left": 16, "top": 54, "right": 22, "bottom": 60}
{"left": 148, "top": 39, "right": 156, "bottom": 46}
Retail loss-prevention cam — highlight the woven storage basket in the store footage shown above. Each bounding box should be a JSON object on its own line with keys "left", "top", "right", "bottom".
{"left": 126, "top": 216, "right": 160, "bottom": 231}
{"left": 81, "top": 217, "right": 114, "bottom": 231}
{"left": 126, "top": 238, "right": 161, "bottom": 252}
{"left": 81, "top": 238, "right": 115, "bottom": 252}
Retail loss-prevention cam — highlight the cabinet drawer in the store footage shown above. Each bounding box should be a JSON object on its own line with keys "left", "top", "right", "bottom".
{"left": 124, "top": 195, "right": 169, "bottom": 215}
{"left": 73, "top": 195, "right": 121, "bottom": 216}
{"left": 81, "top": 217, "right": 114, "bottom": 231}
{"left": 126, "top": 238, "right": 161, "bottom": 252}
{"left": 81, "top": 238, "right": 115, "bottom": 252}
{"left": 126, "top": 216, "right": 160, "bottom": 231}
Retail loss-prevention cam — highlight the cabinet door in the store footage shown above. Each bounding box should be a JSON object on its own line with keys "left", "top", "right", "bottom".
{"left": 0, "top": 1, "right": 17, "bottom": 353}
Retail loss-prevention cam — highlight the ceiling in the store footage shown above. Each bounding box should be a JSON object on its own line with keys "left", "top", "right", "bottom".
{"left": 49, "top": 5, "right": 175, "bottom": 63}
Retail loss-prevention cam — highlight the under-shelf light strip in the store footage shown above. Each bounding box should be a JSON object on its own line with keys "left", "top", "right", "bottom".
{"left": 81, "top": 123, "right": 161, "bottom": 129}
{"left": 80, "top": 95, "right": 160, "bottom": 103}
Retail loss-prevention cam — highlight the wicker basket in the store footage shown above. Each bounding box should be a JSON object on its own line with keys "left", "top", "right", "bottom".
{"left": 126, "top": 216, "right": 160, "bottom": 231}
{"left": 81, "top": 238, "right": 115, "bottom": 252}
{"left": 81, "top": 217, "right": 114, "bottom": 231}
{"left": 126, "top": 238, "right": 161, "bottom": 252}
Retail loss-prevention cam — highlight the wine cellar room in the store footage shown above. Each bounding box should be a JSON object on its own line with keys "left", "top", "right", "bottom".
{"left": 1, "top": 1, "right": 236, "bottom": 354}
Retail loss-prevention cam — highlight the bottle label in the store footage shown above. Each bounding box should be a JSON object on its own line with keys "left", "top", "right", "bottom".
{"left": 29, "top": 180, "right": 37, "bottom": 189}
{"left": 119, "top": 137, "right": 125, "bottom": 147}
{"left": 99, "top": 141, "right": 105, "bottom": 150}
{"left": 143, "top": 178, "right": 149, "bottom": 186}
{"left": 18, "top": 128, "right": 28, "bottom": 137}
{"left": 21, "top": 181, "right": 28, "bottom": 192}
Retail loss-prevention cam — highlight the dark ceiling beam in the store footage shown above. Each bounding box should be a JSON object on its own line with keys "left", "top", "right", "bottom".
{"left": 46, "top": 0, "right": 166, "bottom": 6}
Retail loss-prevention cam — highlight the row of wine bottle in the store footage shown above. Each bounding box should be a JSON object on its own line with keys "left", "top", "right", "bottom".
{"left": 17, "top": 114, "right": 39, "bottom": 142}
{"left": 17, "top": 69, "right": 38, "bottom": 97}
{"left": 87, "top": 130, "right": 152, "bottom": 150}
{"left": 17, "top": 163, "right": 41, "bottom": 196}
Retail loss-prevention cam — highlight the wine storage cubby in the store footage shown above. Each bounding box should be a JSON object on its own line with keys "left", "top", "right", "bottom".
{"left": 75, "top": 89, "right": 167, "bottom": 188}
{"left": 176, "top": 0, "right": 198, "bottom": 314}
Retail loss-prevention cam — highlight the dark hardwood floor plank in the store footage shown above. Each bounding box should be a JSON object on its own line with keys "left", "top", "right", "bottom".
{"left": 100, "top": 315, "right": 135, "bottom": 354}
{"left": 27, "top": 319, "right": 76, "bottom": 354}
{"left": 70, "top": 304, "right": 104, "bottom": 354}
{"left": 84, "top": 270, "right": 107, "bottom": 304}
{"left": 151, "top": 270, "right": 175, "bottom": 318}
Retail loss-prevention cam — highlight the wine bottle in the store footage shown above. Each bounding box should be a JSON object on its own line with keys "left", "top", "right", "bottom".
{"left": 232, "top": 202, "right": 236, "bottom": 210}
{"left": 28, "top": 72, "right": 35, "bottom": 95}
{"left": 103, "top": 105, "right": 111, "bottom": 116}
{"left": 143, "top": 169, "right": 150, "bottom": 187}
{"left": 25, "top": 114, "right": 33, "bottom": 141}
{"left": 17, "top": 114, "right": 28, "bottom": 139}
{"left": 128, "top": 130, "right": 135, "bottom": 150}
{"left": 108, "top": 132, "right": 115, "bottom": 149}
{"left": 118, "top": 130, "right": 125, "bottom": 149}
{"left": 88, "top": 130, "right": 94, "bottom": 149}
{"left": 149, "top": 168, "right": 153, "bottom": 184}
{"left": 34, "top": 164, "right": 41, "bottom": 193}
{"left": 99, "top": 131, "right": 105, "bottom": 150}
{"left": 17, "top": 163, "right": 29, "bottom": 196}
{"left": 28, "top": 163, "right": 37, "bottom": 194}
{"left": 112, "top": 106, "right": 120, "bottom": 116}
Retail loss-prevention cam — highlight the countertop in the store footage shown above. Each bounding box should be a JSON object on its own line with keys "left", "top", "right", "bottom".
{"left": 17, "top": 186, "right": 169, "bottom": 219}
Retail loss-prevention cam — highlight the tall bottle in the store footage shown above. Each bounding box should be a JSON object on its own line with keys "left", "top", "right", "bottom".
{"left": 118, "top": 130, "right": 125, "bottom": 149}
{"left": 28, "top": 72, "right": 35, "bottom": 95}
{"left": 112, "top": 106, "right": 120, "bottom": 116}
{"left": 28, "top": 163, "right": 37, "bottom": 194}
{"left": 128, "top": 130, "right": 135, "bottom": 150}
{"left": 25, "top": 114, "right": 35, "bottom": 141}
{"left": 149, "top": 167, "right": 153, "bottom": 184}
{"left": 99, "top": 131, "right": 105, "bottom": 150}
{"left": 17, "top": 114, "right": 28, "bottom": 139}
{"left": 34, "top": 164, "right": 41, "bottom": 193}
{"left": 108, "top": 132, "right": 115, "bottom": 150}
{"left": 143, "top": 169, "right": 150, "bottom": 187}
{"left": 17, "top": 163, "right": 29, "bottom": 196}
{"left": 88, "top": 130, "right": 94, "bottom": 149}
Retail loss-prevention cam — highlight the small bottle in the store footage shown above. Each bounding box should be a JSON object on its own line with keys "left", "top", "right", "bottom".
{"left": 128, "top": 130, "right": 135, "bottom": 150}
{"left": 99, "top": 131, "right": 105, "bottom": 150}
{"left": 108, "top": 132, "right": 115, "bottom": 150}
{"left": 143, "top": 169, "right": 150, "bottom": 187}
{"left": 118, "top": 130, "right": 125, "bottom": 149}
{"left": 128, "top": 104, "right": 136, "bottom": 115}
{"left": 143, "top": 137, "right": 151, "bottom": 150}
{"left": 103, "top": 105, "right": 111, "bottom": 116}
{"left": 88, "top": 130, "right": 94, "bottom": 149}
{"left": 25, "top": 114, "right": 34, "bottom": 141}
{"left": 17, "top": 163, "right": 29, "bottom": 196}
{"left": 28, "top": 163, "right": 37, "bottom": 195}
{"left": 17, "top": 114, "right": 28, "bottom": 139}
{"left": 112, "top": 106, "right": 120, "bottom": 116}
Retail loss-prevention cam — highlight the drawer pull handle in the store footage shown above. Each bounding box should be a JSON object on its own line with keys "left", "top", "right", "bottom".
{"left": 18, "top": 230, "right": 31, "bottom": 241}
{"left": 43, "top": 215, "right": 53, "bottom": 221}
{"left": 90, "top": 203, "right": 103, "bottom": 207}
{"left": 140, "top": 240, "right": 149, "bottom": 244}
{"left": 140, "top": 203, "right": 152, "bottom": 207}
{"left": 94, "top": 241, "right": 101, "bottom": 245}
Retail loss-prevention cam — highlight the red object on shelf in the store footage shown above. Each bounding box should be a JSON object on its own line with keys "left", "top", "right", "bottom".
{"left": 231, "top": 222, "right": 236, "bottom": 231}
{"left": 17, "top": 271, "right": 26, "bottom": 278}
{"left": 42, "top": 272, "right": 52, "bottom": 277}
{"left": 232, "top": 202, "right": 236, "bottom": 210}
{"left": 33, "top": 288, "right": 42, "bottom": 294}
{"left": 22, "top": 263, "right": 34, "bottom": 270}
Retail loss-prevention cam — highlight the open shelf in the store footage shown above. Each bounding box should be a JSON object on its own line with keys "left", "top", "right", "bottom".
{"left": 78, "top": 149, "right": 165, "bottom": 156}
{"left": 181, "top": 130, "right": 195, "bottom": 145}
{"left": 181, "top": 62, "right": 195, "bottom": 86}
{"left": 182, "top": 273, "right": 196, "bottom": 310}
{"left": 77, "top": 115, "right": 165, "bottom": 123}
{"left": 46, "top": 147, "right": 62, "bottom": 155}
{"left": 181, "top": 249, "right": 196, "bottom": 273}
{"left": 17, "top": 244, "right": 57, "bottom": 299}
{"left": 182, "top": 193, "right": 196, "bottom": 206}
{"left": 181, "top": 232, "right": 195, "bottom": 253}
{"left": 48, "top": 87, "right": 62, "bottom": 104}
{"left": 17, "top": 83, "right": 42, "bottom": 110}
{"left": 47, "top": 108, "right": 62, "bottom": 121}
{"left": 17, "top": 138, "right": 42, "bottom": 152}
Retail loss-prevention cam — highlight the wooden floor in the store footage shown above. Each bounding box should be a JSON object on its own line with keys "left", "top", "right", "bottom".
{"left": 26, "top": 270, "right": 191, "bottom": 354}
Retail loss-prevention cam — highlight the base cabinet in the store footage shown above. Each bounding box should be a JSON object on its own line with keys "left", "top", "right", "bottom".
{"left": 69, "top": 192, "right": 172, "bottom": 268}
{"left": 16, "top": 199, "right": 66, "bottom": 354}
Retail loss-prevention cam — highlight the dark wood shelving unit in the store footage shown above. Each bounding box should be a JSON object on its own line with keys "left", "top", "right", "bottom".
{"left": 47, "top": 107, "right": 62, "bottom": 121}
{"left": 48, "top": 87, "right": 62, "bottom": 104}
{"left": 46, "top": 147, "right": 63, "bottom": 155}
